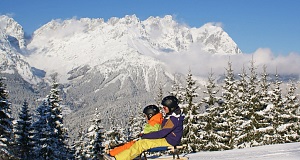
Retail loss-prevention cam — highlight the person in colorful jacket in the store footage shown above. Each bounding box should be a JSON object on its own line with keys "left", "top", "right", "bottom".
{"left": 109, "top": 105, "right": 163, "bottom": 156}
{"left": 114, "top": 95, "right": 184, "bottom": 160}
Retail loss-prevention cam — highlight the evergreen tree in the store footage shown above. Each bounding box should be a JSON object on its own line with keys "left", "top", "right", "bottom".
{"left": 105, "top": 110, "right": 118, "bottom": 147}
{"left": 127, "top": 104, "right": 145, "bottom": 140}
{"left": 256, "top": 65, "right": 273, "bottom": 145}
{"left": 181, "top": 70, "right": 200, "bottom": 153}
{"left": 267, "top": 72, "right": 285, "bottom": 144}
{"left": 85, "top": 124, "right": 96, "bottom": 159}
{"left": 236, "top": 65, "right": 250, "bottom": 147}
{"left": 245, "top": 59, "right": 264, "bottom": 147}
{"left": 105, "top": 108, "right": 128, "bottom": 148}
{"left": 259, "top": 65, "right": 271, "bottom": 107}
{"left": 14, "top": 100, "right": 34, "bottom": 159}
{"left": 237, "top": 60, "right": 263, "bottom": 148}
{"left": 73, "top": 125, "right": 88, "bottom": 160}
{"left": 46, "top": 74, "right": 70, "bottom": 159}
{"left": 202, "top": 70, "right": 219, "bottom": 106}
{"left": 32, "top": 100, "right": 56, "bottom": 159}
{"left": 33, "top": 75, "right": 71, "bottom": 159}
{"left": 155, "top": 82, "right": 163, "bottom": 106}
{"left": 220, "top": 60, "right": 240, "bottom": 150}
{"left": 0, "top": 76, "right": 15, "bottom": 159}
{"left": 281, "top": 80, "right": 300, "bottom": 142}
{"left": 199, "top": 70, "right": 223, "bottom": 151}
{"left": 236, "top": 66, "right": 249, "bottom": 107}
{"left": 86, "top": 108, "right": 105, "bottom": 159}
{"left": 170, "top": 73, "right": 184, "bottom": 104}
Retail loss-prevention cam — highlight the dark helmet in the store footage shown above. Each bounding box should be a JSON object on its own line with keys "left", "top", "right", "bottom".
{"left": 143, "top": 105, "right": 160, "bottom": 120}
{"left": 161, "top": 96, "right": 179, "bottom": 113}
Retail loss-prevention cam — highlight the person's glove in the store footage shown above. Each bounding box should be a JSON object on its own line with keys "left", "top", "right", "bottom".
{"left": 137, "top": 133, "right": 144, "bottom": 138}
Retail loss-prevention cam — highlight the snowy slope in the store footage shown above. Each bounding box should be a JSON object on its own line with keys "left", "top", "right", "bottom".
{"left": 187, "top": 142, "right": 300, "bottom": 160}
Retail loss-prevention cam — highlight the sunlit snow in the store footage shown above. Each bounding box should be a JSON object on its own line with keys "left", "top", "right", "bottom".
{"left": 186, "top": 142, "right": 300, "bottom": 160}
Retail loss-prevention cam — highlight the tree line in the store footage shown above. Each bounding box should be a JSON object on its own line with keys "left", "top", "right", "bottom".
{"left": 1, "top": 59, "right": 300, "bottom": 159}
{"left": 178, "top": 60, "right": 300, "bottom": 153}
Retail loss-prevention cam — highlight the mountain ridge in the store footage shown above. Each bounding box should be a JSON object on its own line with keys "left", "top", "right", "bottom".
{"left": 24, "top": 14, "right": 241, "bottom": 83}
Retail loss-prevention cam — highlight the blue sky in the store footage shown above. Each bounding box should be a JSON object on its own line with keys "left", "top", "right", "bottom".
{"left": 1, "top": 0, "right": 300, "bottom": 56}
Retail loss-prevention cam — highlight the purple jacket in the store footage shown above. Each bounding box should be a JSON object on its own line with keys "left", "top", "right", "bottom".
{"left": 142, "top": 111, "right": 184, "bottom": 146}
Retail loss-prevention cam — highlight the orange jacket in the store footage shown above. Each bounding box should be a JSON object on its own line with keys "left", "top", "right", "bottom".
{"left": 143, "top": 112, "right": 163, "bottom": 133}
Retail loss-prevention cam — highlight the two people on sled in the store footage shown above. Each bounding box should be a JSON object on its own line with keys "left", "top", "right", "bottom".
{"left": 109, "top": 95, "right": 185, "bottom": 160}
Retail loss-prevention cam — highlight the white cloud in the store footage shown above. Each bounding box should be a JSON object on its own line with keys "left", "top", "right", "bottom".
{"left": 250, "top": 48, "right": 300, "bottom": 75}
{"left": 155, "top": 47, "right": 300, "bottom": 78}
{"left": 40, "top": 18, "right": 89, "bottom": 39}
{"left": 207, "top": 22, "right": 224, "bottom": 28}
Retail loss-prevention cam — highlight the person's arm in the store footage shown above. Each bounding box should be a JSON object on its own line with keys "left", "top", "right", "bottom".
{"left": 142, "top": 117, "right": 178, "bottom": 139}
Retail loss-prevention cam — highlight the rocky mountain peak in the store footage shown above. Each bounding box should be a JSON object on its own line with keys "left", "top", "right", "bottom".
{"left": 0, "top": 15, "right": 26, "bottom": 50}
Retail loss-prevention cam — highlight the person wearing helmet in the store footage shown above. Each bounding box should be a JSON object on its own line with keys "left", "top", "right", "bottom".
{"left": 114, "top": 96, "right": 184, "bottom": 160}
{"left": 108, "top": 105, "right": 163, "bottom": 157}
{"left": 161, "top": 95, "right": 181, "bottom": 115}
{"left": 142, "top": 105, "right": 164, "bottom": 133}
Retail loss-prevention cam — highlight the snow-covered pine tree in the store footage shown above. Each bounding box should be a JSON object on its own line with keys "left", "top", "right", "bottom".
{"left": 115, "top": 124, "right": 127, "bottom": 144}
{"left": 155, "top": 82, "right": 163, "bottom": 107}
{"left": 236, "top": 66, "right": 249, "bottom": 108}
{"left": 0, "top": 76, "right": 15, "bottom": 159}
{"left": 281, "top": 80, "right": 300, "bottom": 142}
{"left": 105, "top": 110, "right": 117, "bottom": 147}
{"left": 201, "top": 69, "right": 219, "bottom": 106}
{"left": 86, "top": 117, "right": 95, "bottom": 159}
{"left": 14, "top": 100, "right": 34, "bottom": 159}
{"left": 73, "top": 125, "right": 88, "bottom": 159}
{"left": 267, "top": 72, "right": 285, "bottom": 144}
{"left": 32, "top": 100, "right": 56, "bottom": 159}
{"left": 170, "top": 73, "right": 184, "bottom": 104}
{"left": 244, "top": 59, "right": 264, "bottom": 147}
{"left": 127, "top": 104, "right": 145, "bottom": 140}
{"left": 256, "top": 65, "right": 273, "bottom": 145}
{"left": 259, "top": 65, "right": 271, "bottom": 108}
{"left": 46, "top": 74, "right": 71, "bottom": 159}
{"left": 181, "top": 69, "right": 201, "bottom": 153}
{"left": 237, "top": 60, "right": 263, "bottom": 148}
{"left": 247, "top": 60, "right": 260, "bottom": 112}
{"left": 105, "top": 108, "right": 128, "bottom": 147}
{"left": 199, "top": 70, "right": 223, "bottom": 151}
{"left": 236, "top": 65, "right": 250, "bottom": 148}
{"left": 220, "top": 60, "right": 240, "bottom": 150}
{"left": 86, "top": 108, "right": 105, "bottom": 159}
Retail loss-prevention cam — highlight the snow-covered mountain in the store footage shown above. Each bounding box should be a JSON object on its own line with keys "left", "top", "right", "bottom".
{"left": 0, "top": 18, "right": 40, "bottom": 84}
{"left": 0, "top": 15, "right": 26, "bottom": 50}
{"left": 26, "top": 15, "right": 241, "bottom": 82}
{"left": 0, "top": 14, "right": 242, "bottom": 136}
